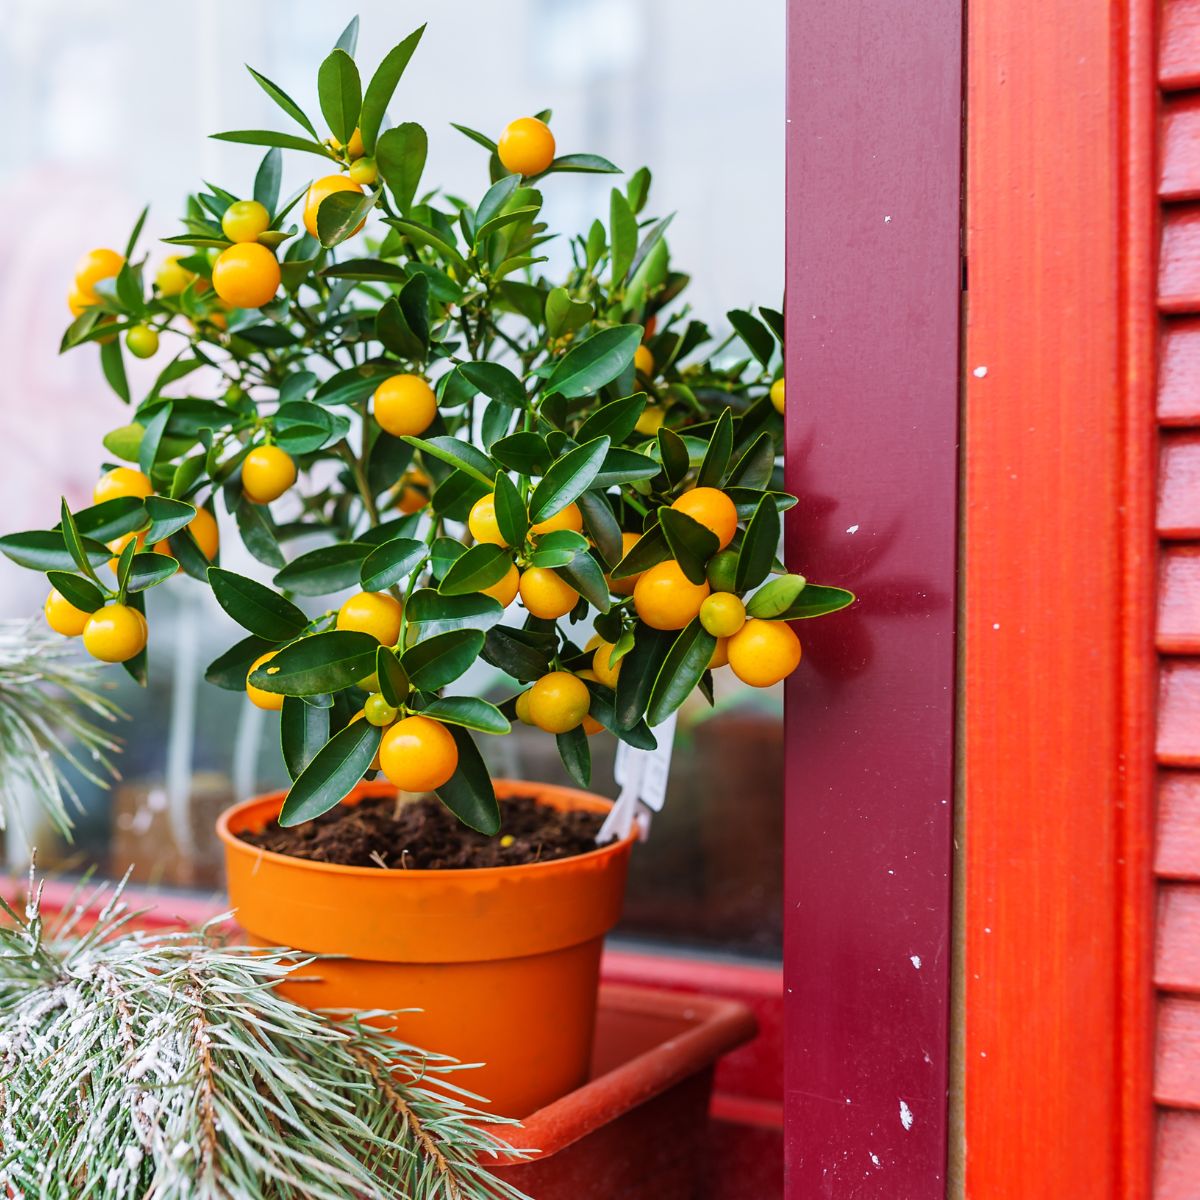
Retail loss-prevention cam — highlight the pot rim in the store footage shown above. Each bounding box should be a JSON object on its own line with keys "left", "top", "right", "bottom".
{"left": 216, "top": 778, "right": 635, "bottom": 881}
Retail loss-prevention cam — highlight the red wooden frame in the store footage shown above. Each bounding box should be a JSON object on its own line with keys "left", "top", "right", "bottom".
{"left": 961, "top": 0, "right": 1159, "bottom": 1196}
{"left": 783, "top": 1, "right": 963, "bottom": 1194}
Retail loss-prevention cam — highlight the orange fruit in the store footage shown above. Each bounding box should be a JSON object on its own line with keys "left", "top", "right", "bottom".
{"left": 468, "top": 493, "right": 507, "bottom": 547}
{"left": 482, "top": 561, "right": 520, "bottom": 607}
{"left": 527, "top": 671, "right": 591, "bottom": 734}
{"left": 671, "top": 487, "right": 738, "bottom": 550}
{"left": 519, "top": 567, "right": 579, "bottom": 619}
{"left": 514, "top": 689, "right": 535, "bottom": 725}
{"left": 242, "top": 446, "right": 296, "bottom": 504}
{"left": 530, "top": 502, "right": 583, "bottom": 536}
{"left": 246, "top": 650, "right": 285, "bottom": 711}
{"left": 727, "top": 619, "right": 802, "bottom": 687}
{"left": 635, "top": 407, "right": 665, "bottom": 436}
{"left": 770, "top": 378, "right": 785, "bottom": 414}
{"left": 303, "top": 174, "right": 364, "bottom": 238}
{"left": 106, "top": 530, "right": 147, "bottom": 572}
{"left": 633, "top": 559, "right": 711, "bottom": 631}
{"left": 373, "top": 374, "right": 437, "bottom": 438}
{"left": 221, "top": 199, "right": 271, "bottom": 244}
{"left": 94, "top": 466, "right": 152, "bottom": 506}
{"left": 67, "top": 287, "right": 91, "bottom": 317}
{"left": 82, "top": 604, "right": 147, "bottom": 663}
{"left": 699, "top": 592, "right": 746, "bottom": 638}
{"left": 634, "top": 344, "right": 654, "bottom": 376}
{"left": 395, "top": 469, "right": 432, "bottom": 514}
{"left": 380, "top": 716, "right": 459, "bottom": 792}
{"left": 608, "top": 531, "right": 645, "bottom": 596}
{"left": 155, "top": 506, "right": 219, "bottom": 561}
{"left": 74, "top": 248, "right": 124, "bottom": 302}
{"left": 44, "top": 589, "right": 90, "bottom": 637}
{"left": 337, "top": 590, "right": 403, "bottom": 645}
{"left": 497, "top": 117, "right": 556, "bottom": 176}
{"left": 155, "top": 255, "right": 195, "bottom": 297}
{"left": 591, "top": 642, "right": 621, "bottom": 688}
{"left": 212, "top": 243, "right": 280, "bottom": 308}
{"left": 710, "top": 638, "right": 730, "bottom": 669}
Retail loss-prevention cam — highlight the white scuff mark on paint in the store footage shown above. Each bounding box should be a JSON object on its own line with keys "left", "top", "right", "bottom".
{"left": 910, "top": 955, "right": 922, "bottom": 969}
{"left": 984, "top": 926, "right": 991, "bottom": 934}
{"left": 846, "top": 524, "right": 860, "bottom": 534}
{"left": 884, "top": 215, "right": 892, "bottom": 224}
{"left": 981, "top": 1051, "right": 988, "bottom": 1058}
{"left": 899, "top": 1100, "right": 914, "bottom": 1131}
{"left": 992, "top": 623, "right": 1001, "bottom": 630}
{"left": 870, "top": 1152, "right": 882, "bottom": 1166}
{"left": 973, "top": 365, "right": 988, "bottom": 378}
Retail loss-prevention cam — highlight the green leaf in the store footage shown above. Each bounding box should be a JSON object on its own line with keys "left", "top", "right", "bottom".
{"left": 314, "top": 361, "right": 398, "bottom": 406}
{"left": 321, "top": 258, "right": 409, "bottom": 282}
{"left": 45, "top": 571, "right": 105, "bottom": 613}
{"left": 577, "top": 393, "right": 646, "bottom": 445}
{"left": 492, "top": 431, "right": 551, "bottom": 476}
{"left": 70, "top": 497, "right": 146, "bottom": 542}
{"left": 556, "top": 551, "right": 611, "bottom": 613}
{"left": 398, "top": 272, "right": 430, "bottom": 350}
{"left": 205, "top": 634, "right": 272, "bottom": 690}
{"left": 728, "top": 308, "right": 775, "bottom": 369}
{"left": 102, "top": 422, "right": 144, "bottom": 463}
{"left": 544, "top": 286, "right": 593, "bottom": 339}
{"left": 735, "top": 497, "right": 781, "bottom": 593}
{"left": 402, "top": 436, "right": 494, "bottom": 487}
{"left": 610, "top": 523, "right": 670, "bottom": 578}
{"left": 316, "top": 188, "right": 378, "bottom": 247}
{"left": 488, "top": 472, "right": 527, "bottom": 548}
{"left": 278, "top": 719, "right": 380, "bottom": 827}
{"left": 476, "top": 177, "right": 520, "bottom": 231}
{"left": 142, "top": 496, "right": 195, "bottom": 544}
{"left": 60, "top": 499, "right": 100, "bottom": 582}
{"left": 577, "top": 490, "right": 623, "bottom": 568}
{"left": 114, "top": 533, "right": 137, "bottom": 596}
{"left": 543, "top": 153, "right": 620, "bottom": 176}
{"left": 609, "top": 188, "right": 637, "bottom": 286}
{"left": 402, "top": 628, "right": 485, "bottom": 691}
{"left": 556, "top": 726, "right": 592, "bottom": 788}
{"left": 376, "top": 294, "right": 425, "bottom": 359}
{"left": 246, "top": 67, "right": 320, "bottom": 140}
{"left": 251, "top": 149, "right": 282, "bottom": 215}
{"left": 317, "top": 49, "right": 362, "bottom": 146}
{"left": 745, "top": 574, "right": 808, "bottom": 619}
{"left": 377, "top": 124, "right": 429, "bottom": 213}
{"left": 628, "top": 213, "right": 674, "bottom": 282}
{"left": 592, "top": 447, "right": 662, "bottom": 489}
{"left": 583, "top": 681, "right": 657, "bottom": 749}
{"left": 626, "top": 166, "right": 651, "bottom": 213}
{"left": 697, "top": 408, "right": 734, "bottom": 488}
{"left": 646, "top": 618, "right": 717, "bottom": 726}
{"left": 234, "top": 497, "right": 285, "bottom": 569}
{"left": 211, "top": 129, "right": 333, "bottom": 158}
{"left": 458, "top": 361, "right": 525, "bottom": 407}
{"left": 658, "top": 507, "right": 719, "bottom": 585}
{"left": 439, "top": 544, "right": 511, "bottom": 596}
{"left": 123, "top": 205, "right": 149, "bottom": 259}
{"left": 126, "top": 552, "right": 177, "bottom": 592}
{"left": 728, "top": 431, "right": 776, "bottom": 491}
{"left": 436, "top": 725, "right": 501, "bottom": 834}
{"left": 656, "top": 427, "right": 690, "bottom": 487}
{"left": 274, "top": 543, "right": 371, "bottom": 595}
{"left": 419, "top": 695, "right": 509, "bottom": 735}
{"left": 759, "top": 582, "right": 856, "bottom": 621}
{"left": 207, "top": 566, "right": 308, "bottom": 641}
{"left": 137, "top": 403, "right": 171, "bottom": 476}
{"left": 250, "top": 630, "right": 379, "bottom": 697}
{"left": 359, "top": 537, "right": 427, "bottom": 592}
{"left": 450, "top": 122, "right": 498, "bottom": 153}
{"left": 529, "top": 436, "right": 610, "bottom": 523}
{"left": 1, "top": 531, "right": 107, "bottom": 573}
{"left": 406, "top": 589, "right": 503, "bottom": 637}
{"left": 529, "top": 529, "right": 590, "bottom": 568}
{"left": 375, "top": 645, "right": 409, "bottom": 706}
{"left": 281, "top": 696, "right": 330, "bottom": 782}
{"left": 359, "top": 25, "right": 426, "bottom": 154}
{"left": 99, "top": 338, "right": 129, "bottom": 403}
{"left": 615, "top": 624, "right": 673, "bottom": 730}
{"left": 760, "top": 306, "right": 785, "bottom": 344}
{"left": 115, "top": 262, "right": 145, "bottom": 317}
{"left": 544, "top": 325, "right": 642, "bottom": 399}
{"left": 481, "top": 626, "right": 554, "bottom": 682}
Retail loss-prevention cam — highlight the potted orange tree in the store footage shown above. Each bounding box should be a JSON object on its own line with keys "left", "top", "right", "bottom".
{"left": 2, "top": 17, "right": 851, "bottom": 1117}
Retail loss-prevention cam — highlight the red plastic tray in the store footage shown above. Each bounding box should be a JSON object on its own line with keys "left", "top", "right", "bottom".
{"left": 490, "top": 983, "right": 757, "bottom": 1199}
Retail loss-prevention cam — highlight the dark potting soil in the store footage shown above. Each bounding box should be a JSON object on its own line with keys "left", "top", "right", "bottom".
{"left": 238, "top": 793, "right": 609, "bottom": 870}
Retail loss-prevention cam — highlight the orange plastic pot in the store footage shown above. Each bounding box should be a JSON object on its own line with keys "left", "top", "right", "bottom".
{"left": 216, "top": 779, "right": 634, "bottom": 1117}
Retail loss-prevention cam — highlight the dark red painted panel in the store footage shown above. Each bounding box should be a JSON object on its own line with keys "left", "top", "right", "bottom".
{"left": 783, "top": 1, "right": 962, "bottom": 1195}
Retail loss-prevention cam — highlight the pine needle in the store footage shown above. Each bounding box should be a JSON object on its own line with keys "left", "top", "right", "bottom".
{"left": 0, "top": 873, "right": 532, "bottom": 1199}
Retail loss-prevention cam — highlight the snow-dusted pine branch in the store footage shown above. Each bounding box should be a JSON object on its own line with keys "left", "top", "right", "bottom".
{"left": 0, "top": 873, "right": 531, "bottom": 1199}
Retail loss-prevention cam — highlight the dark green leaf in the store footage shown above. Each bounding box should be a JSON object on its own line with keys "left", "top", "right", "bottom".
{"left": 659, "top": 507, "right": 719, "bottom": 585}
{"left": 435, "top": 726, "right": 501, "bottom": 834}
{"left": 697, "top": 407, "right": 734, "bottom": 488}
{"left": 491, "top": 431, "right": 551, "bottom": 476}
{"left": 126, "top": 552, "right": 177, "bottom": 592}
{"left": 438, "top": 544, "right": 511, "bottom": 596}
{"left": 544, "top": 325, "right": 642, "bottom": 399}
{"left": 398, "top": 272, "right": 430, "bottom": 349}
{"left": 321, "top": 258, "right": 409, "bottom": 282}
{"left": 406, "top": 589, "right": 503, "bottom": 637}
{"left": 481, "top": 626, "right": 553, "bottom": 682}
{"left": 275, "top": 542, "right": 370, "bottom": 595}
{"left": 246, "top": 67, "right": 320, "bottom": 140}
{"left": 759, "top": 306, "right": 785, "bottom": 344}
{"left": 544, "top": 286, "right": 593, "bottom": 339}
{"left": 628, "top": 213, "right": 674, "bottom": 282}
{"left": 377, "top": 124, "right": 429, "bottom": 213}
{"left": 0, "top": 532, "right": 107, "bottom": 573}
{"left": 577, "top": 490, "right": 623, "bottom": 568}
{"left": 759, "top": 582, "right": 856, "bottom": 621}
{"left": 728, "top": 308, "right": 775, "bottom": 369}
{"left": 253, "top": 148, "right": 283, "bottom": 211}
{"left": 281, "top": 696, "right": 330, "bottom": 782}
{"left": 402, "top": 628, "right": 485, "bottom": 691}
{"left": 529, "top": 528, "right": 590, "bottom": 568}
{"left": 583, "top": 682, "right": 656, "bottom": 749}
{"left": 419, "top": 695, "right": 509, "bottom": 735}
{"left": 727, "top": 431, "right": 776, "bottom": 490}
{"left": 615, "top": 624, "right": 673, "bottom": 729}
{"left": 211, "top": 129, "right": 333, "bottom": 158}
{"left": 656, "top": 427, "right": 690, "bottom": 487}
{"left": 143, "top": 495, "right": 196, "bottom": 544}
{"left": 317, "top": 49, "right": 361, "bottom": 146}
{"left": 359, "top": 25, "right": 426, "bottom": 154}
{"left": 376, "top": 294, "right": 425, "bottom": 358}
{"left": 556, "top": 726, "right": 591, "bottom": 787}
{"left": 556, "top": 551, "right": 611, "bottom": 613}
{"left": 60, "top": 500, "right": 99, "bottom": 582}
{"left": 123, "top": 205, "right": 149, "bottom": 259}
{"left": 208, "top": 566, "right": 308, "bottom": 640}
{"left": 577, "top": 393, "right": 646, "bottom": 445}
{"left": 646, "top": 618, "right": 717, "bottom": 726}
{"left": 317, "top": 188, "right": 378, "bottom": 247}
{"left": 542, "top": 153, "right": 620, "bottom": 176}
{"left": 137, "top": 403, "right": 171, "bottom": 476}
{"left": 375, "top": 645, "right": 409, "bottom": 706}
{"left": 610, "top": 522, "right": 670, "bottom": 578}
{"left": 609, "top": 188, "right": 637, "bottom": 285}
{"left": 359, "top": 537, "right": 426, "bottom": 591}
{"left": 402, "top": 435, "right": 494, "bottom": 486}
{"left": 234, "top": 497, "right": 285, "bottom": 569}
{"left": 450, "top": 122, "right": 498, "bottom": 153}
{"left": 458, "top": 361, "right": 525, "bottom": 407}
{"left": 45, "top": 571, "right": 105, "bottom": 613}
{"left": 592, "top": 447, "right": 661, "bottom": 489}
{"left": 745, "top": 574, "right": 808, "bottom": 619}
{"left": 99, "top": 338, "right": 129, "bottom": 403}
{"left": 314, "top": 361, "right": 397, "bottom": 406}
{"left": 529, "top": 436, "right": 610, "bottom": 523}
{"left": 71, "top": 497, "right": 146, "bottom": 542}
{"left": 278, "top": 719, "right": 380, "bottom": 827}
{"left": 205, "top": 634, "right": 272, "bottom": 691}
{"left": 735, "top": 497, "right": 781, "bottom": 593}
{"left": 249, "top": 630, "right": 379, "bottom": 696}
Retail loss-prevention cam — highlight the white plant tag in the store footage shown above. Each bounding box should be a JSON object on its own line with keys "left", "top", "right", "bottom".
{"left": 598, "top": 713, "right": 677, "bottom": 844}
